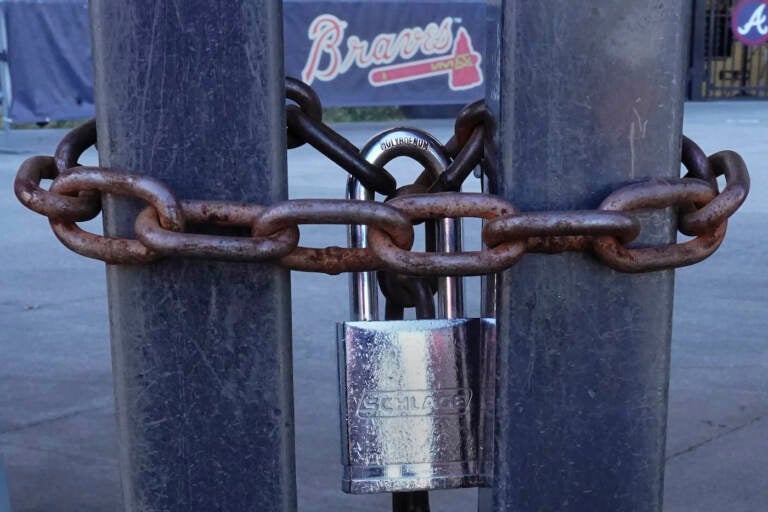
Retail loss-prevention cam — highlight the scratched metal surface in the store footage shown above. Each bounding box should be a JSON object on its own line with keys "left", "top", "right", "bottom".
{"left": 481, "top": 1, "right": 686, "bottom": 511}
{"left": 89, "top": 1, "right": 296, "bottom": 510}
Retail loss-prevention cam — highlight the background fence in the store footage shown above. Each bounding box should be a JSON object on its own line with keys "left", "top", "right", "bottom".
{"left": 689, "top": 0, "right": 768, "bottom": 99}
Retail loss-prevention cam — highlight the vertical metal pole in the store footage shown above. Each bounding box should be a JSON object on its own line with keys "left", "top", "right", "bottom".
{"left": 482, "top": 1, "right": 688, "bottom": 511}
{"left": 89, "top": 2, "right": 295, "bottom": 511}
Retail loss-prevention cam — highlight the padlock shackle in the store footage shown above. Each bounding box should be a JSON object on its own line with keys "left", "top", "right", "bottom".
{"left": 347, "top": 127, "right": 463, "bottom": 321}
{"left": 359, "top": 128, "right": 449, "bottom": 176}
{"left": 346, "top": 175, "right": 378, "bottom": 321}
{"left": 436, "top": 216, "right": 464, "bottom": 318}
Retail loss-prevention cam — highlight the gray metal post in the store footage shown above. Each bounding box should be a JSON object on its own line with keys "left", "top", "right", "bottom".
{"left": 89, "top": 2, "right": 295, "bottom": 511}
{"left": 482, "top": 2, "right": 688, "bottom": 511}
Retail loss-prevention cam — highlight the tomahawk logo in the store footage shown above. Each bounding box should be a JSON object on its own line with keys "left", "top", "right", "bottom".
{"left": 301, "top": 14, "right": 483, "bottom": 91}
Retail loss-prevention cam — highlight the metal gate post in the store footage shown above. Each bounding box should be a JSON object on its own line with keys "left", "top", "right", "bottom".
{"left": 89, "top": 2, "right": 295, "bottom": 511}
{"left": 482, "top": 2, "right": 688, "bottom": 511}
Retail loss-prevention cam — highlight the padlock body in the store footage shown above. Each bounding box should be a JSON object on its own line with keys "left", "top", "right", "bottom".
{"left": 337, "top": 318, "right": 495, "bottom": 493}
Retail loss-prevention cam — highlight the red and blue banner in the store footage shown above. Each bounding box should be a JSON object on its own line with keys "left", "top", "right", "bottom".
{"left": 284, "top": 0, "right": 486, "bottom": 107}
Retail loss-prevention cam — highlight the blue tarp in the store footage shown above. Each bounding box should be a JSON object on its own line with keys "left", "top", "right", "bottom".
{"left": 2, "top": 0, "right": 485, "bottom": 123}
{"left": 2, "top": 0, "right": 94, "bottom": 123}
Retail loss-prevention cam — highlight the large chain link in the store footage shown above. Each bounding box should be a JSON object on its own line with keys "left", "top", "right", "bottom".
{"left": 13, "top": 78, "right": 750, "bottom": 276}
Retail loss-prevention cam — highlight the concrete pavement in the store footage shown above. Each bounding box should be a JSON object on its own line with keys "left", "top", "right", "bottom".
{"left": 0, "top": 102, "right": 766, "bottom": 511}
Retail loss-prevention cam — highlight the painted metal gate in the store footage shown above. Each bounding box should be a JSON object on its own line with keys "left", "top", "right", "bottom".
{"left": 690, "top": 0, "right": 768, "bottom": 99}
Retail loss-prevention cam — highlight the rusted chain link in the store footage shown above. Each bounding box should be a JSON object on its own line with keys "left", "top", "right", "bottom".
{"left": 368, "top": 193, "right": 527, "bottom": 276}
{"left": 54, "top": 118, "right": 98, "bottom": 172}
{"left": 14, "top": 83, "right": 750, "bottom": 276}
{"left": 136, "top": 201, "right": 300, "bottom": 261}
{"left": 48, "top": 167, "right": 185, "bottom": 264}
{"left": 286, "top": 77, "right": 323, "bottom": 150}
{"left": 286, "top": 77, "right": 396, "bottom": 195}
{"left": 677, "top": 150, "right": 749, "bottom": 236}
{"left": 15, "top": 156, "right": 101, "bottom": 222}
{"left": 592, "top": 178, "right": 728, "bottom": 272}
{"left": 409, "top": 100, "right": 488, "bottom": 194}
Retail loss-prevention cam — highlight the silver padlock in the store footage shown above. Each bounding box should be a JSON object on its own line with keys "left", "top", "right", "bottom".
{"left": 338, "top": 128, "right": 495, "bottom": 494}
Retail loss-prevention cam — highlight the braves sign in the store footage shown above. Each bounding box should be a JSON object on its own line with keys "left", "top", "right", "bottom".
{"left": 732, "top": 0, "right": 768, "bottom": 46}
{"left": 299, "top": 13, "right": 483, "bottom": 93}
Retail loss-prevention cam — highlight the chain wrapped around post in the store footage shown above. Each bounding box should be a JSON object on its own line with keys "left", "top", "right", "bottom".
{"left": 13, "top": 78, "right": 750, "bottom": 276}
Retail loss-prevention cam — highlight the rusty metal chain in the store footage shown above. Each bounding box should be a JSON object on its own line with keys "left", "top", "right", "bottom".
{"left": 13, "top": 79, "right": 750, "bottom": 276}
{"left": 286, "top": 78, "right": 397, "bottom": 195}
{"left": 376, "top": 101, "right": 489, "bottom": 318}
{"left": 378, "top": 181, "right": 439, "bottom": 320}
